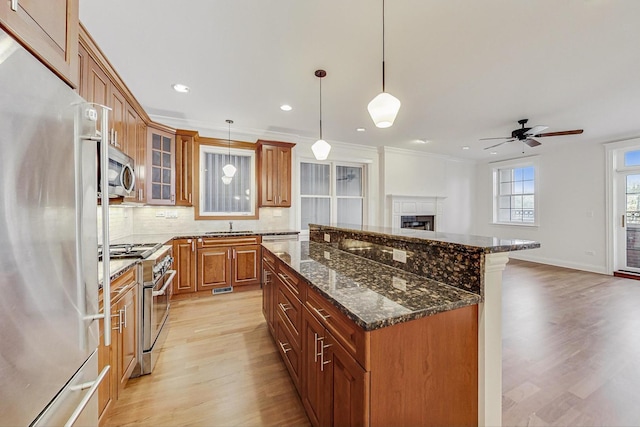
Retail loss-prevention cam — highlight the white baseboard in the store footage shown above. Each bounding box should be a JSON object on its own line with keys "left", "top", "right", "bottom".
{"left": 508, "top": 253, "right": 609, "bottom": 275}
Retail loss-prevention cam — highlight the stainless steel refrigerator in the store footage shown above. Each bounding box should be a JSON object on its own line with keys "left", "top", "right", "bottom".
{"left": 0, "top": 27, "right": 110, "bottom": 426}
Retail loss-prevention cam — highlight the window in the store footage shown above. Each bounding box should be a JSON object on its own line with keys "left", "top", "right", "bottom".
{"left": 300, "top": 162, "right": 365, "bottom": 230}
{"left": 199, "top": 145, "right": 256, "bottom": 217}
{"left": 494, "top": 163, "right": 537, "bottom": 225}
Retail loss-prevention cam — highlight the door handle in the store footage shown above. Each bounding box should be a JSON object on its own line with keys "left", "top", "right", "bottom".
{"left": 622, "top": 214, "right": 626, "bottom": 228}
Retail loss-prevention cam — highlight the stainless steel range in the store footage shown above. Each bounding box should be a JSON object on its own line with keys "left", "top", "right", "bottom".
{"left": 135, "top": 245, "right": 175, "bottom": 376}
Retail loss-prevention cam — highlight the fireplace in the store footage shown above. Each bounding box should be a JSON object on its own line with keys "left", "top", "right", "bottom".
{"left": 401, "top": 215, "right": 435, "bottom": 231}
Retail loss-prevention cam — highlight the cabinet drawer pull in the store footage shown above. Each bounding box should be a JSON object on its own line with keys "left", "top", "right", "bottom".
{"left": 312, "top": 306, "right": 331, "bottom": 321}
{"left": 278, "top": 340, "right": 292, "bottom": 354}
{"left": 11, "top": 0, "right": 17, "bottom": 11}
{"left": 278, "top": 302, "right": 292, "bottom": 312}
{"left": 314, "top": 333, "right": 320, "bottom": 362}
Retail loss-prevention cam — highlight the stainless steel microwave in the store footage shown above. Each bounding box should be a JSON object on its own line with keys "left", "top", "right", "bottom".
{"left": 98, "top": 144, "right": 135, "bottom": 198}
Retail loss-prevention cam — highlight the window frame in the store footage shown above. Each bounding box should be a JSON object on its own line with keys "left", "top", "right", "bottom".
{"left": 298, "top": 159, "right": 367, "bottom": 233}
{"left": 195, "top": 141, "right": 258, "bottom": 220}
{"left": 491, "top": 156, "right": 539, "bottom": 227}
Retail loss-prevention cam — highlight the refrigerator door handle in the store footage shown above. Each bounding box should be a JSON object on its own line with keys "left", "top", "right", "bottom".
{"left": 63, "top": 365, "right": 110, "bottom": 427}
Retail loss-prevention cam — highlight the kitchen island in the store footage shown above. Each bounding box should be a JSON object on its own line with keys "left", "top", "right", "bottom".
{"left": 262, "top": 224, "right": 539, "bottom": 427}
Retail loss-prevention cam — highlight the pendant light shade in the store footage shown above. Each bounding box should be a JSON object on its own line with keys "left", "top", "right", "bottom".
{"left": 368, "top": 0, "right": 401, "bottom": 128}
{"left": 367, "top": 91, "right": 401, "bottom": 128}
{"left": 223, "top": 119, "right": 236, "bottom": 177}
{"left": 313, "top": 69, "right": 331, "bottom": 160}
{"left": 312, "top": 139, "right": 331, "bottom": 160}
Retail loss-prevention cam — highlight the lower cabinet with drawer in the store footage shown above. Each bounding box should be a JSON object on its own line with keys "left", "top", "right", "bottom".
{"left": 97, "top": 266, "right": 139, "bottom": 425}
{"left": 262, "top": 249, "right": 479, "bottom": 427}
{"left": 172, "top": 236, "right": 262, "bottom": 295}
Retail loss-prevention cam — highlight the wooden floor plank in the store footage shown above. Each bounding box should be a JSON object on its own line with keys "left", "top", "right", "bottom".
{"left": 105, "top": 260, "right": 640, "bottom": 426}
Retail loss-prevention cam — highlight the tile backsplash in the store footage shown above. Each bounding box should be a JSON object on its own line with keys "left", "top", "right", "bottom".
{"left": 100, "top": 206, "right": 292, "bottom": 242}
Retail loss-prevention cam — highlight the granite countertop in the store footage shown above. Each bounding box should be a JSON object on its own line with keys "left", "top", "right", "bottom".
{"left": 311, "top": 223, "right": 540, "bottom": 253}
{"left": 263, "top": 241, "right": 481, "bottom": 331}
{"left": 98, "top": 258, "right": 138, "bottom": 287}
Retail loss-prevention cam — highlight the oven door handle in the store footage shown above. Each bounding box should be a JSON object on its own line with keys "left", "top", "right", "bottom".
{"left": 152, "top": 270, "right": 177, "bottom": 297}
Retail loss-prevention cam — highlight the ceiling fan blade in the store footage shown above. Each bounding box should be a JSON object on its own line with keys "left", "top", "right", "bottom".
{"left": 526, "top": 125, "right": 548, "bottom": 135}
{"left": 483, "top": 139, "right": 514, "bottom": 150}
{"left": 523, "top": 138, "right": 542, "bottom": 148}
{"left": 534, "top": 129, "right": 584, "bottom": 137}
{"left": 479, "top": 137, "right": 511, "bottom": 141}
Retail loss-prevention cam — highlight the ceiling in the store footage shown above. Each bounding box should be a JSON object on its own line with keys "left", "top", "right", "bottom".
{"left": 79, "top": 0, "right": 640, "bottom": 161}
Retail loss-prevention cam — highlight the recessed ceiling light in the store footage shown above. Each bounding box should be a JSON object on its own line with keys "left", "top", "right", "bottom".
{"left": 462, "top": 146, "right": 470, "bottom": 150}
{"left": 416, "top": 139, "right": 429, "bottom": 144}
{"left": 356, "top": 128, "right": 366, "bottom": 132}
{"left": 280, "top": 104, "right": 292, "bottom": 111}
{"left": 172, "top": 83, "right": 190, "bottom": 93}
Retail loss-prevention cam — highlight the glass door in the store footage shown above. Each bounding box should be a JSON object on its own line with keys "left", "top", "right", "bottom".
{"left": 618, "top": 172, "right": 640, "bottom": 272}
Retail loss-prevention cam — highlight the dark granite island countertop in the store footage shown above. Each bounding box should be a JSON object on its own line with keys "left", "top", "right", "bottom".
{"left": 312, "top": 223, "right": 540, "bottom": 253}
{"left": 262, "top": 240, "right": 480, "bottom": 331}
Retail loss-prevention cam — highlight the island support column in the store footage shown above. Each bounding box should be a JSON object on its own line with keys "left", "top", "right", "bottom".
{"left": 478, "top": 252, "right": 510, "bottom": 427}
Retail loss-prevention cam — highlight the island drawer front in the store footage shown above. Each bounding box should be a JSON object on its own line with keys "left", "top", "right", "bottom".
{"left": 305, "top": 286, "right": 368, "bottom": 369}
{"left": 276, "top": 280, "right": 301, "bottom": 348}
{"left": 276, "top": 311, "right": 301, "bottom": 393}
{"left": 198, "top": 236, "right": 260, "bottom": 248}
{"left": 263, "top": 250, "right": 277, "bottom": 272}
{"left": 277, "top": 262, "right": 302, "bottom": 298}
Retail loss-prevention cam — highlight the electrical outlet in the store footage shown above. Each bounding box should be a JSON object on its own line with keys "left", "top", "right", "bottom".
{"left": 324, "top": 233, "right": 331, "bottom": 242}
{"left": 324, "top": 251, "right": 330, "bottom": 260}
{"left": 272, "top": 209, "right": 282, "bottom": 217}
{"left": 392, "top": 277, "right": 407, "bottom": 291}
{"left": 392, "top": 248, "right": 407, "bottom": 263}
{"left": 155, "top": 211, "right": 165, "bottom": 218}
{"left": 165, "top": 210, "right": 178, "bottom": 219}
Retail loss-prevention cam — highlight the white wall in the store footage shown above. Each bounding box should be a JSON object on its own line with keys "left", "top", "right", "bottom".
{"left": 474, "top": 140, "right": 607, "bottom": 274}
{"left": 379, "top": 147, "right": 476, "bottom": 234}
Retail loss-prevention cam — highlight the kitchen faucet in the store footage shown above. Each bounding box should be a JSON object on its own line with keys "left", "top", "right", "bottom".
{"left": 229, "top": 221, "right": 233, "bottom": 231}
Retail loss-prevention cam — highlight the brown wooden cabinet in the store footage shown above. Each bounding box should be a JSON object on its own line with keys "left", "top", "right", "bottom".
{"left": 0, "top": 0, "right": 79, "bottom": 87}
{"left": 302, "top": 304, "right": 368, "bottom": 427}
{"left": 257, "top": 140, "right": 295, "bottom": 207}
{"left": 263, "top": 248, "right": 479, "bottom": 427}
{"left": 172, "top": 238, "right": 197, "bottom": 295}
{"left": 147, "top": 125, "right": 176, "bottom": 205}
{"left": 98, "top": 266, "right": 139, "bottom": 425}
{"left": 175, "top": 130, "right": 198, "bottom": 206}
{"left": 196, "top": 236, "right": 262, "bottom": 292}
{"left": 262, "top": 251, "right": 277, "bottom": 337}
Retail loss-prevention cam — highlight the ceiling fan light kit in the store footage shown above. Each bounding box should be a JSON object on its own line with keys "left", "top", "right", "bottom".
{"left": 368, "top": 0, "right": 401, "bottom": 128}
{"left": 480, "top": 118, "right": 583, "bottom": 150}
{"left": 312, "top": 69, "right": 331, "bottom": 160}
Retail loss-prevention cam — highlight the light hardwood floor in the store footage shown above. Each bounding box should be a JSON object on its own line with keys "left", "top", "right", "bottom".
{"left": 105, "top": 260, "right": 640, "bottom": 427}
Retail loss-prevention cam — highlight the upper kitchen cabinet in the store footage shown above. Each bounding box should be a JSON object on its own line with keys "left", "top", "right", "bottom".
{"left": 175, "top": 130, "right": 198, "bottom": 206}
{"left": 147, "top": 124, "right": 176, "bottom": 205}
{"left": 0, "top": 0, "right": 79, "bottom": 87}
{"left": 257, "top": 140, "right": 295, "bottom": 207}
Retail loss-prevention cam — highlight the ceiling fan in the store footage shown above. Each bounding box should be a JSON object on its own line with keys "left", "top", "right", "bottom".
{"left": 480, "top": 119, "right": 583, "bottom": 150}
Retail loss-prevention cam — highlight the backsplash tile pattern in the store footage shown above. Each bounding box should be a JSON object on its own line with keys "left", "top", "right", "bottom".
{"left": 102, "top": 206, "right": 291, "bottom": 243}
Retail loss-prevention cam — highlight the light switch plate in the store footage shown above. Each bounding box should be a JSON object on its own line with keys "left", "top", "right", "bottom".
{"left": 392, "top": 248, "right": 407, "bottom": 263}
{"left": 324, "top": 251, "right": 330, "bottom": 260}
{"left": 324, "top": 233, "right": 331, "bottom": 242}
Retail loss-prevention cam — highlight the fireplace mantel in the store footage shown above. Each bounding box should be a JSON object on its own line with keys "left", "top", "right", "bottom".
{"left": 386, "top": 194, "right": 447, "bottom": 229}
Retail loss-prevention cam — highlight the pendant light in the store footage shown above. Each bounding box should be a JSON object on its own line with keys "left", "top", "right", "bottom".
{"left": 222, "top": 119, "right": 237, "bottom": 178}
{"left": 367, "top": 0, "right": 401, "bottom": 128}
{"left": 312, "top": 69, "right": 331, "bottom": 160}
